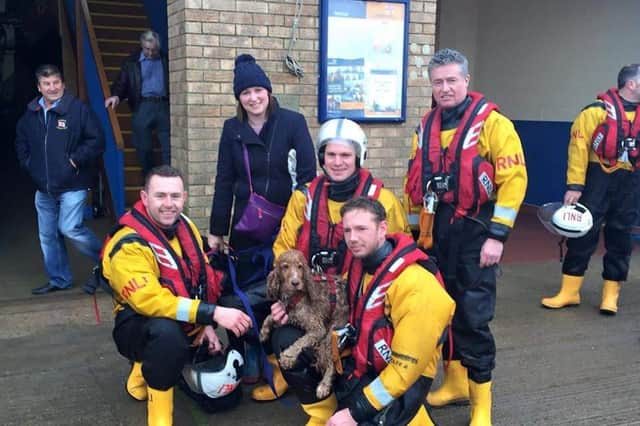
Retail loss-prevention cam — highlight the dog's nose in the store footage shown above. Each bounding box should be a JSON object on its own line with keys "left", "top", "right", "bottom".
{"left": 291, "top": 279, "right": 300, "bottom": 287}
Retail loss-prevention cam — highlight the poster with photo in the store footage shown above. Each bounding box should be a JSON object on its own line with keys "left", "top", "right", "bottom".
{"left": 319, "top": 0, "right": 408, "bottom": 122}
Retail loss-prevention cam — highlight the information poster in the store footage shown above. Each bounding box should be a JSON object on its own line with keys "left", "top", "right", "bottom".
{"left": 319, "top": 0, "right": 408, "bottom": 122}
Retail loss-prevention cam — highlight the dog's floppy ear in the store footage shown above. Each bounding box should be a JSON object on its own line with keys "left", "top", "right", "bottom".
{"left": 266, "top": 263, "right": 281, "bottom": 301}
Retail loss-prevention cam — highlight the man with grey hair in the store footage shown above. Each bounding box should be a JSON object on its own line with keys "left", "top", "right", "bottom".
{"left": 404, "top": 47, "right": 527, "bottom": 425}
{"left": 541, "top": 64, "right": 640, "bottom": 316}
{"left": 105, "top": 30, "right": 170, "bottom": 176}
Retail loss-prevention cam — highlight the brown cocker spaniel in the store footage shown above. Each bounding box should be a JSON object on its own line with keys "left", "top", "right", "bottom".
{"left": 259, "top": 249, "right": 349, "bottom": 399}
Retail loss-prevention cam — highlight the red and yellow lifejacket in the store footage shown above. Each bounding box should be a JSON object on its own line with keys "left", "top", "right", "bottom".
{"left": 296, "top": 168, "right": 383, "bottom": 274}
{"left": 114, "top": 201, "right": 223, "bottom": 305}
{"left": 405, "top": 92, "right": 497, "bottom": 219}
{"left": 591, "top": 88, "right": 640, "bottom": 167}
{"left": 346, "top": 233, "right": 443, "bottom": 377}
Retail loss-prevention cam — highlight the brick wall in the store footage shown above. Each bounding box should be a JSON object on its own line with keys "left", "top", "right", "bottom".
{"left": 167, "top": 0, "right": 437, "bottom": 232}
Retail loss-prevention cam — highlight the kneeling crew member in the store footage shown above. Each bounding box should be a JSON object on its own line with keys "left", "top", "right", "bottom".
{"left": 102, "top": 166, "right": 251, "bottom": 426}
{"left": 278, "top": 197, "right": 454, "bottom": 425}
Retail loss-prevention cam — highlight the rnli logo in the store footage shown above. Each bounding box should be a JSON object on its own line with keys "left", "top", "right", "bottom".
{"left": 56, "top": 119, "right": 67, "bottom": 130}
{"left": 374, "top": 339, "right": 392, "bottom": 363}
{"left": 478, "top": 171, "right": 493, "bottom": 197}
{"left": 149, "top": 243, "right": 178, "bottom": 270}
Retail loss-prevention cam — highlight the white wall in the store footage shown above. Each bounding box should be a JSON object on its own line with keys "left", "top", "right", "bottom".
{"left": 438, "top": 0, "right": 640, "bottom": 121}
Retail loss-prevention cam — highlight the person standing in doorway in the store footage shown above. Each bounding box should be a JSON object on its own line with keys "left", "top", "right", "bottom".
{"left": 15, "top": 64, "right": 105, "bottom": 295}
{"left": 105, "top": 30, "right": 170, "bottom": 177}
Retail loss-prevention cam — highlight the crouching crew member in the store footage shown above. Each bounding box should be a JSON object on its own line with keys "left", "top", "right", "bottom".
{"left": 251, "top": 118, "right": 410, "bottom": 403}
{"left": 404, "top": 48, "right": 527, "bottom": 425}
{"left": 102, "top": 166, "right": 251, "bottom": 426}
{"left": 318, "top": 197, "right": 454, "bottom": 425}
{"left": 542, "top": 63, "right": 640, "bottom": 315}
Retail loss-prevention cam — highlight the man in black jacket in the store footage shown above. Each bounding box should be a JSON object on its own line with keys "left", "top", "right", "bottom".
{"left": 105, "top": 30, "right": 170, "bottom": 176}
{"left": 15, "top": 64, "right": 105, "bottom": 295}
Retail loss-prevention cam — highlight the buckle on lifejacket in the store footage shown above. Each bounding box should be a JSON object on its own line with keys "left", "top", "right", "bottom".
{"left": 429, "top": 173, "right": 452, "bottom": 195}
{"left": 310, "top": 249, "right": 337, "bottom": 273}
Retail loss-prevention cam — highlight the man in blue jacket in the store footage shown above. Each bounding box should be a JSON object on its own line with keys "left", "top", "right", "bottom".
{"left": 15, "top": 64, "right": 105, "bottom": 295}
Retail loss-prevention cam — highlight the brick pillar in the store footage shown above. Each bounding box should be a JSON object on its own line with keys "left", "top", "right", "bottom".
{"left": 168, "top": 0, "right": 437, "bottom": 232}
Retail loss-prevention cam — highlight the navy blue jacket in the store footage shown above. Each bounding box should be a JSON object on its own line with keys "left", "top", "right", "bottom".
{"left": 210, "top": 102, "right": 316, "bottom": 247}
{"left": 15, "top": 92, "right": 105, "bottom": 194}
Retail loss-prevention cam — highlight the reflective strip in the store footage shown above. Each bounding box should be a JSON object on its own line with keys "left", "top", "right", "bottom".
{"left": 367, "top": 184, "right": 378, "bottom": 196}
{"left": 493, "top": 205, "right": 518, "bottom": 222}
{"left": 336, "top": 118, "right": 345, "bottom": 137}
{"left": 369, "top": 378, "right": 394, "bottom": 407}
{"left": 388, "top": 257, "right": 405, "bottom": 273}
{"left": 176, "top": 297, "right": 192, "bottom": 322}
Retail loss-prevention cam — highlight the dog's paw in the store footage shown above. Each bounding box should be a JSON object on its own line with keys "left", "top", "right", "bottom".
{"left": 316, "top": 383, "right": 331, "bottom": 400}
{"left": 279, "top": 350, "right": 297, "bottom": 370}
{"left": 259, "top": 329, "right": 269, "bottom": 343}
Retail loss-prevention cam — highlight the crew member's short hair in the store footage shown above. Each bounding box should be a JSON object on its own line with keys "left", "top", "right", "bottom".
{"left": 144, "top": 165, "right": 184, "bottom": 190}
{"left": 617, "top": 64, "right": 640, "bottom": 89}
{"left": 340, "top": 196, "right": 386, "bottom": 223}
{"left": 428, "top": 48, "right": 469, "bottom": 77}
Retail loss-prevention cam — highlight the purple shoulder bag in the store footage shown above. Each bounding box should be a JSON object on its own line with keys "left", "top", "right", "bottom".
{"left": 233, "top": 144, "right": 285, "bottom": 242}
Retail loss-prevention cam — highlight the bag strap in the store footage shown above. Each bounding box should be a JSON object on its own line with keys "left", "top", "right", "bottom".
{"left": 241, "top": 144, "right": 254, "bottom": 193}
{"left": 226, "top": 252, "right": 277, "bottom": 395}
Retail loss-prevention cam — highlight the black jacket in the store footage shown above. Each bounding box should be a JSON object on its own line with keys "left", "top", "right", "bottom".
{"left": 210, "top": 102, "right": 317, "bottom": 247}
{"left": 15, "top": 92, "right": 105, "bottom": 194}
{"left": 110, "top": 50, "right": 169, "bottom": 112}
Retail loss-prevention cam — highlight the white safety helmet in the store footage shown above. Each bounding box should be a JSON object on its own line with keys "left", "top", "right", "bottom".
{"left": 317, "top": 118, "right": 368, "bottom": 167}
{"left": 538, "top": 202, "right": 593, "bottom": 238}
{"left": 181, "top": 349, "right": 244, "bottom": 399}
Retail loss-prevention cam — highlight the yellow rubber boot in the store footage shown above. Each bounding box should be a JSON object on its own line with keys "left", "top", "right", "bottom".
{"left": 126, "top": 362, "right": 148, "bottom": 401}
{"left": 541, "top": 274, "right": 584, "bottom": 309}
{"left": 427, "top": 360, "right": 469, "bottom": 407}
{"left": 251, "top": 354, "right": 289, "bottom": 401}
{"left": 301, "top": 394, "right": 337, "bottom": 426}
{"left": 147, "top": 387, "right": 173, "bottom": 426}
{"left": 600, "top": 280, "right": 620, "bottom": 315}
{"left": 469, "top": 380, "right": 492, "bottom": 426}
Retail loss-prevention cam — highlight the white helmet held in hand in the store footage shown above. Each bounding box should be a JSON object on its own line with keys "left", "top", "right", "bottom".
{"left": 181, "top": 349, "right": 244, "bottom": 399}
{"left": 317, "top": 118, "right": 368, "bottom": 167}
{"left": 538, "top": 202, "right": 593, "bottom": 238}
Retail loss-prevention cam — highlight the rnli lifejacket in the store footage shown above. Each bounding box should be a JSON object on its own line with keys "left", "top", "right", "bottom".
{"left": 296, "top": 168, "right": 383, "bottom": 274}
{"left": 108, "top": 201, "right": 223, "bottom": 306}
{"left": 591, "top": 88, "right": 640, "bottom": 167}
{"left": 405, "top": 92, "right": 497, "bottom": 219}
{"left": 346, "top": 233, "right": 443, "bottom": 377}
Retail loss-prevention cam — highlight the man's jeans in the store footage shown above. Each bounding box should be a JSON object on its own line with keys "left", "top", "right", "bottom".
{"left": 35, "top": 190, "right": 102, "bottom": 288}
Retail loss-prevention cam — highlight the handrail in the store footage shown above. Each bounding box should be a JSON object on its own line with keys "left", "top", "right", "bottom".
{"left": 76, "top": 0, "right": 124, "bottom": 150}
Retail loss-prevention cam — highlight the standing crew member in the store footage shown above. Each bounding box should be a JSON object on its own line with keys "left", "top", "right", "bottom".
{"left": 541, "top": 64, "right": 640, "bottom": 315}
{"left": 404, "top": 48, "right": 527, "bottom": 425}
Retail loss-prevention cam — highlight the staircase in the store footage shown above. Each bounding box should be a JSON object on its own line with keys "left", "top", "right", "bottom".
{"left": 86, "top": 0, "right": 161, "bottom": 207}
